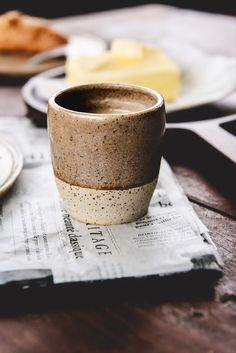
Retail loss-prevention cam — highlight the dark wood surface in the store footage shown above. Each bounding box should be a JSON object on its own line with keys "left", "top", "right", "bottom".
{"left": 0, "top": 5, "right": 236, "bottom": 353}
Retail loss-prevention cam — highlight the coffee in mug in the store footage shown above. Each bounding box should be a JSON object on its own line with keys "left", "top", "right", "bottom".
{"left": 48, "top": 83, "right": 165, "bottom": 225}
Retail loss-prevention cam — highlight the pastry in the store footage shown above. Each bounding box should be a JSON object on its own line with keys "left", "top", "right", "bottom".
{"left": 0, "top": 10, "right": 67, "bottom": 53}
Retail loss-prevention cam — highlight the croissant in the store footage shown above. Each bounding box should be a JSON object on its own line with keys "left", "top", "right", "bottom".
{"left": 0, "top": 10, "right": 67, "bottom": 53}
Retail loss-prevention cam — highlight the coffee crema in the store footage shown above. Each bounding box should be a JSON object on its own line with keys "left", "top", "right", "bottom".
{"left": 55, "top": 85, "right": 157, "bottom": 115}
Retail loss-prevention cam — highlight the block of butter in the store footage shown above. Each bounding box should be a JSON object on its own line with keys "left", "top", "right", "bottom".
{"left": 66, "top": 39, "right": 181, "bottom": 102}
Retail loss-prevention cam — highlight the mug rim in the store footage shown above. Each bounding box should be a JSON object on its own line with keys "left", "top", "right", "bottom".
{"left": 48, "top": 82, "right": 164, "bottom": 118}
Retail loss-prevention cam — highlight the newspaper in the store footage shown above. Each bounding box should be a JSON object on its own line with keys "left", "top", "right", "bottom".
{"left": 0, "top": 117, "right": 222, "bottom": 286}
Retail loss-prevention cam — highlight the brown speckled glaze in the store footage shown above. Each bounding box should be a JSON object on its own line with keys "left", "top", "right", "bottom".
{"left": 48, "top": 83, "right": 165, "bottom": 189}
{"left": 48, "top": 83, "right": 165, "bottom": 224}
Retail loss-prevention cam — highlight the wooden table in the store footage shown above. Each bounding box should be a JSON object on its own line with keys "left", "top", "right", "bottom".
{"left": 0, "top": 5, "right": 236, "bottom": 353}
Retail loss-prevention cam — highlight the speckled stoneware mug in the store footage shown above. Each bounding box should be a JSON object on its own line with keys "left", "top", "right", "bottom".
{"left": 48, "top": 83, "right": 165, "bottom": 225}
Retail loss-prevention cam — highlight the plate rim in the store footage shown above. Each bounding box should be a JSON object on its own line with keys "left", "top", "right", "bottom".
{"left": 22, "top": 65, "right": 65, "bottom": 115}
{"left": 0, "top": 136, "right": 23, "bottom": 197}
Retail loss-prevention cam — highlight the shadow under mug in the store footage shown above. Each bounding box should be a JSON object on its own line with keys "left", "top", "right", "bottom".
{"left": 48, "top": 83, "right": 166, "bottom": 225}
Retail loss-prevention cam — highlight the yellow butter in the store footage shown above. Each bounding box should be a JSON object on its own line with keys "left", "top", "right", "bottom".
{"left": 66, "top": 39, "right": 180, "bottom": 102}
{"left": 111, "top": 39, "right": 144, "bottom": 62}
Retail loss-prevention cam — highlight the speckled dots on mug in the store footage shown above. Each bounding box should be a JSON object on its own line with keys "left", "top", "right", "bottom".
{"left": 48, "top": 83, "right": 165, "bottom": 225}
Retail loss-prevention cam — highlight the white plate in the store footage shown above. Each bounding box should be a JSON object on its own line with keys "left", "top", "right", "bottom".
{"left": 0, "top": 136, "right": 23, "bottom": 197}
{"left": 22, "top": 36, "right": 236, "bottom": 115}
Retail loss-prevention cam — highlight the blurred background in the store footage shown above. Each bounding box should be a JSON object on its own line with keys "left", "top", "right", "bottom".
{"left": 0, "top": 0, "right": 235, "bottom": 17}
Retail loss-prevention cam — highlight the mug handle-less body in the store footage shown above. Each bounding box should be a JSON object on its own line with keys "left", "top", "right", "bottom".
{"left": 167, "top": 114, "right": 236, "bottom": 164}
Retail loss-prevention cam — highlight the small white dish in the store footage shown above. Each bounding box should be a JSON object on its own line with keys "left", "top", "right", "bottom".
{"left": 0, "top": 136, "right": 23, "bottom": 197}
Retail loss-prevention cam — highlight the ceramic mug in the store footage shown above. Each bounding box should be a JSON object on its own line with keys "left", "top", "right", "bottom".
{"left": 48, "top": 83, "right": 165, "bottom": 225}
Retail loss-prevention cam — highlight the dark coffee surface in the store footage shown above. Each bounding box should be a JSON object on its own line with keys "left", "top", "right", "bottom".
{"left": 55, "top": 85, "right": 157, "bottom": 114}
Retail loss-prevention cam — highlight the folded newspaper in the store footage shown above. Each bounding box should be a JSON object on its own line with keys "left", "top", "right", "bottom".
{"left": 0, "top": 117, "right": 222, "bottom": 287}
